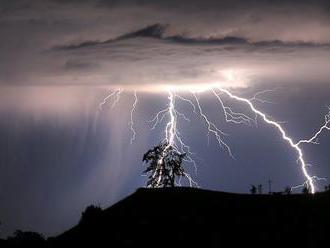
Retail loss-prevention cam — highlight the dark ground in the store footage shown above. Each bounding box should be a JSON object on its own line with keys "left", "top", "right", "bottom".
{"left": 3, "top": 187, "right": 330, "bottom": 247}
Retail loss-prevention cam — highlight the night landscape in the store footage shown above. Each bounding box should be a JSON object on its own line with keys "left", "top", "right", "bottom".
{"left": 1, "top": 0, "right": 330, "bottom": 247}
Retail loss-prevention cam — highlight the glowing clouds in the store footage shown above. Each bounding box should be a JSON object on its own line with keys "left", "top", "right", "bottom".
{"left": 102, "top": 68, "right": 251, "bottom": 93}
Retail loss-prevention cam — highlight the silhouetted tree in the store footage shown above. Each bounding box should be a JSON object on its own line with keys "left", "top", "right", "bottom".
{"left": 143, "top": 142, "right": 186, "bottom": 188}
{"left": 250, "top": 185, "right": 257, "bottom": 194}
{"left": 257, "top": 184, "right": 263, "bottom": 194}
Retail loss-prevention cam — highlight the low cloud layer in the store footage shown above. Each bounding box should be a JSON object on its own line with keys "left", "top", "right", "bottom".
{"left": 1, "top": 0, "right": 330, "bottom": 88}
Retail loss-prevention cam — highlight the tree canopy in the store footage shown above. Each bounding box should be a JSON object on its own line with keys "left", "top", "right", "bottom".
{"left": 143, "top": 142, "right": 186, "bottom": 188}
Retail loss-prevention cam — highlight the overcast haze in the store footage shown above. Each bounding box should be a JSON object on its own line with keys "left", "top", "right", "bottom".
{"left": 0, "top": 0, "right": 330, "bottom": 238}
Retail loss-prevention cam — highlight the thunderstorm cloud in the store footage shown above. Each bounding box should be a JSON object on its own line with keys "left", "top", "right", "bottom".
{"left": 1, "top": 0, "right": 330, "bottom": 88}
{"left": 1, "top": 0, "right": 330, "bottom": 238}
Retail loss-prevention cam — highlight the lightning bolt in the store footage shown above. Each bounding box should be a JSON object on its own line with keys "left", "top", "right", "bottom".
{"left": 249, "top": 88, "right": 279, "bottom": 105}
{"left": 211, "top": 89, "right": 255, "bottom": 126}
{"left": 112, "top": 89, "right": 122, "bottom": 108}
{"left": 98, "top": 85, "right": 330, "bottom": 193}
{"left": 191, "top": 92, "right": 234, "bottom": 158}
{"left": 99, "top": 89, "right": 139, "bottom": 145}
{"left": 99, "top": 89, "right": 122, "bottom": 110}
{"left": 215, "top": 87, "right": 329, "bottom": 194}
{"left": 129, "top": 91, "right": 138, "bottom": 144}
{"left": 296, "top": 109, "right": 330, "bottom": 145}
{"left": 165, "top": 91, "right": 176, "bottom": 148}
{"left": 166, "top": 87, "right": 329, "bottom": 193}
{"left": 149, "top": 91, "right": 198, "bottom": 187}
{"left": 170, "top": 92, "right": 235, "bottom": 158}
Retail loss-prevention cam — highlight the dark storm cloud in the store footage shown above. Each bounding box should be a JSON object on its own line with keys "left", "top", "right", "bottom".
{"left": 55, "top": 23, "right": 330, "bottom": 51}
{"left": 2, "top": 0, "right": 330, "bottom": 43}
{"left": 1, "top": 0, "right": 330, "bottom": 87}
{"left": 43, "top": 22, "right": 330, "bottom": 88}
{"left": 54, "top": 23, "right": 168, "bottom": 50}
{"left": 49, "top": 33, "right": 330, "bottom": 88}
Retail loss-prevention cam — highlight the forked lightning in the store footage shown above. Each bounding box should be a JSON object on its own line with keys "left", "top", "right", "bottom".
{"left": 98, "top": 85, "right": 330, "bottom": 193}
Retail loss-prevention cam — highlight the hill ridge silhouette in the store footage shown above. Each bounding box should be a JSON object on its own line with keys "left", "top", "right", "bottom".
{"left": 45, "top": 187, "right": 330, "bottom": 247}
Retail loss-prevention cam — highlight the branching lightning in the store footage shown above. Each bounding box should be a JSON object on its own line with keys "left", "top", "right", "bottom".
{"left": 191, "top": 92, "right": 234, "bottom": 158}
{"left": 249, "top": 88, "right": 279, "bottom": 105}
{"left": 99, "top": 89, "right": 122, "bottom": 110}
{"left": 149, "top": 91, "right": 199, "bottom": 187}
{"left": 215, "top": 88, "right": 329, "bottom": 193}
{"left": 98, "top": 84, "right": 330, "bottom": 193}
{"left": 296, "top": 109, "right": 330, "bottom": 146}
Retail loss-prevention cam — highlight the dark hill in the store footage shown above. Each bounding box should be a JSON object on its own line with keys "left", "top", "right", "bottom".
{"left": 47, "top": 187, "right": 330, "bottom": 247}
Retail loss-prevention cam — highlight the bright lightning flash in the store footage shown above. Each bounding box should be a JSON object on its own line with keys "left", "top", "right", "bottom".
{"left": 216, "top": 88, "right": 329, "bottom": 194}
{"left": 129, "top": 91, "right": 138, "bottom": 144}
{"left": 98, "top": 83, "right": 330, "bottom": 193}
{"left": 149, "top": 91, "right": 199, "bottom": 187}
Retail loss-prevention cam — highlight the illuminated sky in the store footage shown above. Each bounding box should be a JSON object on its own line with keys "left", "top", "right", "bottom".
{"left": 0, "top": 0, "right": 330, "bottom": 238}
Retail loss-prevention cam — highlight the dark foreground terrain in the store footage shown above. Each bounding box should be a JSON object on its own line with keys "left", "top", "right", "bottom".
{"left": 3, "top": 187, "right": 330, "bottom": 247}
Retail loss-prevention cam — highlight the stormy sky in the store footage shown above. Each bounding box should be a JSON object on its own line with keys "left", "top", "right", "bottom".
{"left": 1, "top": 0, "right": 330, "bottom": 238}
